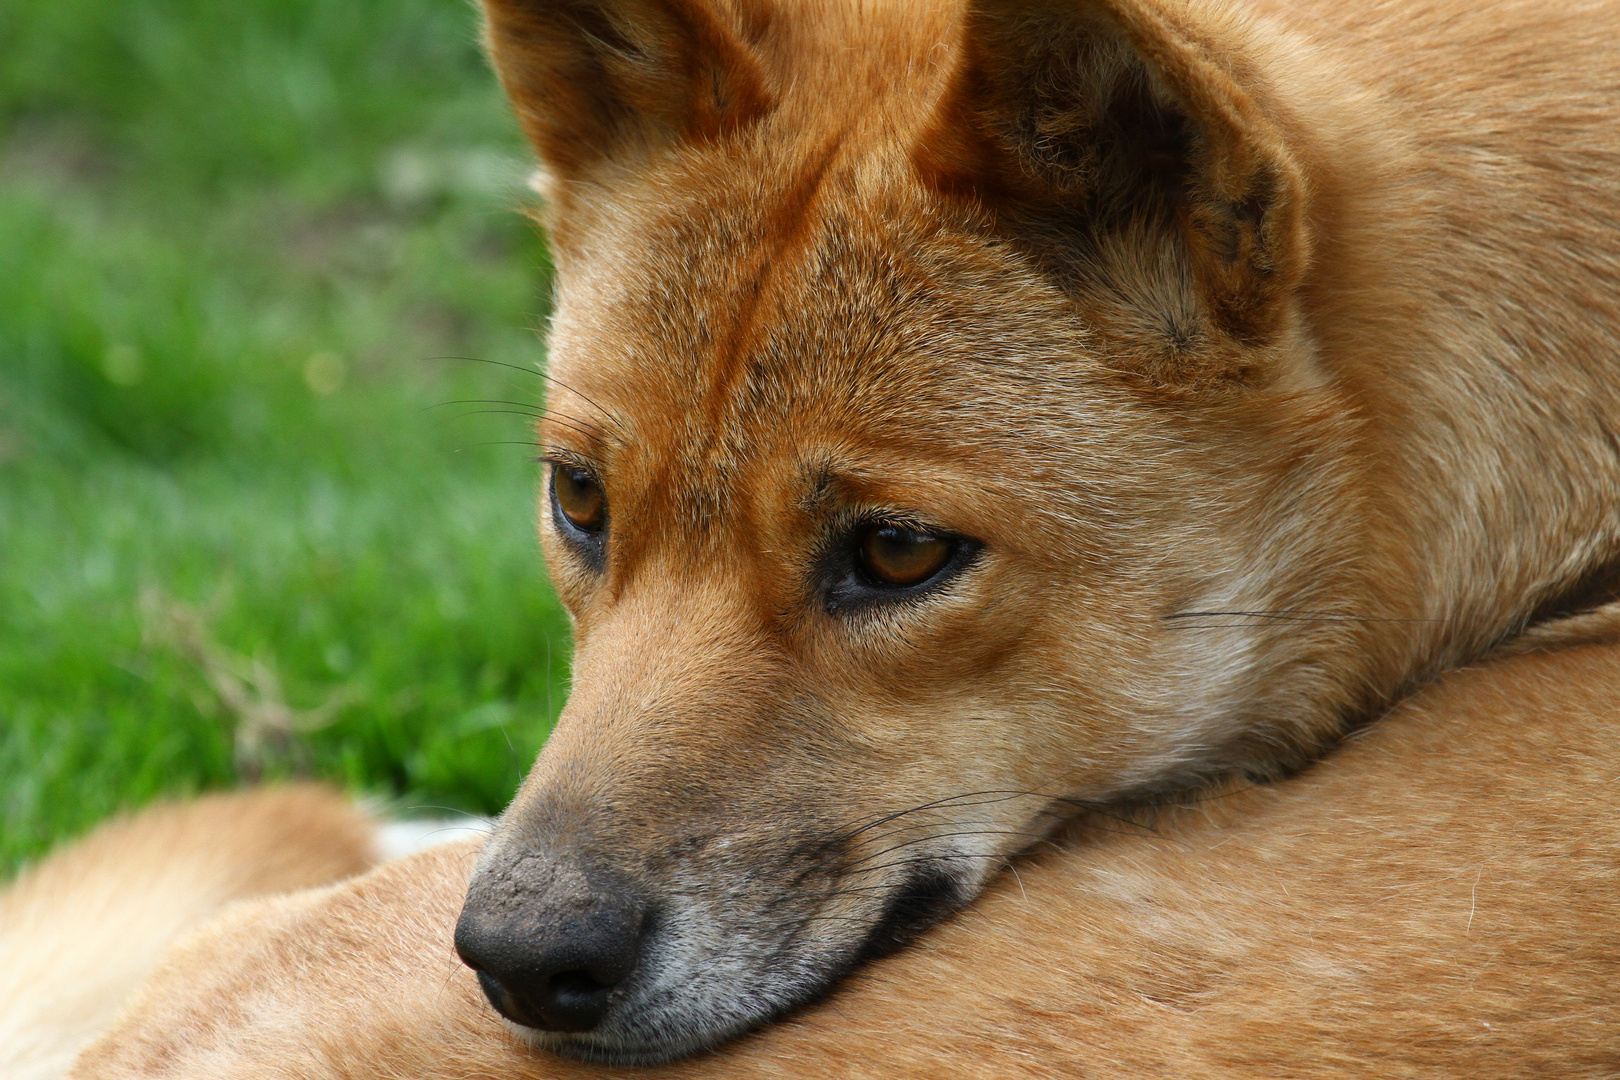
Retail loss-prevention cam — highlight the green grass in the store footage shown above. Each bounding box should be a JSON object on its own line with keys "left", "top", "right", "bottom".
{"left": 0, "top": 0, "right": 571, "bottom": 872}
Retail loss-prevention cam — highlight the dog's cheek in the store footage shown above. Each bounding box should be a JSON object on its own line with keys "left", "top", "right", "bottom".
{"left": 537, "top": 520, "right": 597, "bottom": 618}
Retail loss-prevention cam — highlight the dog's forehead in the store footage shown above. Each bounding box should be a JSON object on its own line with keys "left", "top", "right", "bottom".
{"left": 543, "top": 151, "right": 1120, "bottom": 512}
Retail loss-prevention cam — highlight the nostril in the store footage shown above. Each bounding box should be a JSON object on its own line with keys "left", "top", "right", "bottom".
{"left": 550, "top": 969, "right": 612, "bottom": 1004}
{"left": 474, "top": 969, "right": 543, "bottom": 1029}
{"left": 541, "top": 969, "right": 617, "bottom": 1031}
{"left": 454, "top": 886, "right": 647, "bottom": 1035}
{"left": 472, "top": 966, "right": 621, "bottom": 1034}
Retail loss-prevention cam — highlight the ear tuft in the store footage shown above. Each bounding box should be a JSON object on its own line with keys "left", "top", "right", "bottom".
{"left": 481, "top": 0, "right": 772, "bottom": 188}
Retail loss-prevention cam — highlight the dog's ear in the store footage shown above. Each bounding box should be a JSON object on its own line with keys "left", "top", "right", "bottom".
{"left": 917, "top": 0, "right": 1308, "bottom": 356}
{"left": 480, "top": 0, "right": 771, "bottom": 191}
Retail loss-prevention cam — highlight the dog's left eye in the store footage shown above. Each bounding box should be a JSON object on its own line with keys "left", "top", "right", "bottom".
{"left": 856, "top": 525, "right": 953, "bottom": 588}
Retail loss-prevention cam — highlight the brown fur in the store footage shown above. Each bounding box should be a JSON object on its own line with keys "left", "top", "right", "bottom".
{"left": 0, "top": 786, "right": 377, "bottom": 1080}
{"left": 74, "top": 643, "right": 1620, "bottom": 1077}
{"left": 454, "top": 0, "right": 1620, "bottom": 1058}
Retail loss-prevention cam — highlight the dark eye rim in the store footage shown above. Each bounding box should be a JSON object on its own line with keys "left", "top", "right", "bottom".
{"left": 544, "top": 456, "right": 608, "bottom": 568}
{"left": 820, "top": 515, "right": 982, "bottom": 614}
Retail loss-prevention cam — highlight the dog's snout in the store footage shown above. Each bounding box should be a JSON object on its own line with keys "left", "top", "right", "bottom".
{"left": 455, "top": 862, "right": 646, "bottom": 1034}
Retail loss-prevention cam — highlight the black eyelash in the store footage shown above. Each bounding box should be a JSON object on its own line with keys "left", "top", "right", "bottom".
{"left": 539, "top": 447, "right": 599, "bottom": 473}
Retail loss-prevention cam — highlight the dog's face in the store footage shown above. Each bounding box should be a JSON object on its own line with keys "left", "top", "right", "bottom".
{"left": 457, "top": 0, "right": 1366, "bottom": 1061}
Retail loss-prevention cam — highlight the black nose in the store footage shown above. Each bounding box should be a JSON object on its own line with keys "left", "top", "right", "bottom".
{"left": 455, "top": 865, "right": 646, "bottom": 1034}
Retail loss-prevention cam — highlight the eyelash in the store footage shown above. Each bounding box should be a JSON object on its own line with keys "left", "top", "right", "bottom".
{"left": 539, "top": 449, "right": 596, "bottom": 473}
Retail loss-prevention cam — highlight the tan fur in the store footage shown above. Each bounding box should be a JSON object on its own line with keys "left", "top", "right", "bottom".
{"left": 452, "top": 0, "right": 1620, "bottom": 1057}
{"left": 0, "top": 786, "right": 377, "bottom": 1080}
{"left": 73, "top": 643, "right": 1620, "bottom": 1077}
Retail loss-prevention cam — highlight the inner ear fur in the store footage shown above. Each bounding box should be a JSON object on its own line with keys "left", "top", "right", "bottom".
{"left": 918, "top": 0, "right": 1309, "bottom": 360}
{"left": 480, "top": 0, "right": 771, "bottom": 190}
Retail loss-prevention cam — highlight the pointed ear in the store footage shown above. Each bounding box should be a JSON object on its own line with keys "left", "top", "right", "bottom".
{"left": 480, "top": 0, "right": 772, "bottom": 191}
{"left": 917, "top": 0, "right": 1309, "bottom": 351}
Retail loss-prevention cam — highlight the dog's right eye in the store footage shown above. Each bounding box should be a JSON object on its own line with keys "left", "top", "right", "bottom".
{"left": 821, "top": 520, "right": 979, "bottom": 613}
{"left": 553, "top": 465, "right": 606, "bottom": 534}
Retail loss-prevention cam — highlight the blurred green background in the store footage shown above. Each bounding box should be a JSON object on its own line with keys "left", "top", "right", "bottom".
{"left": 0, "top": 0, "right": 571, "bottom": 873}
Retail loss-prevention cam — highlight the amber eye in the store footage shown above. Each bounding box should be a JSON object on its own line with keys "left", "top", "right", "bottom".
{"left": 857, "top": 525, "right": 953, "bottom": 588}
{"left": 552, "top": 465, "right": 605, "bottom": 533}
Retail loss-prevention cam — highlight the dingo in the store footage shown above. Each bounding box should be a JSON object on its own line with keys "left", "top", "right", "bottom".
{"left": 0, "top": 786, "right": 377, "bottom": 1080}
{"left": 442, "top": 0, "right": 1620, "bottom": 1061}
{"left": 71, "top": 640, "right": 1620, "bottom": 1078}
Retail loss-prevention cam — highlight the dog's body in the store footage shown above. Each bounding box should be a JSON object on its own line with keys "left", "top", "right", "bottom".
{"left": 0, "top": 787, "right": 378, "bottom": 1080}
{"left": 449, "top": 0, "right": 1620, "bottom": 1059}
{"left": 70, "top": 641, "right": 1620, "bottom": 1078}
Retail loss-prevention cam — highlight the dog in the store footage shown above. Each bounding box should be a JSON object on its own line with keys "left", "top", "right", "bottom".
{"left": 69, "top": 636, "right": 1620, "bottom": 1078}
{"left": 0, "top": 786, "right": 378, "bottom": 1080}
{"left": 437, "top": 0, "right": 1620, "bottom": 1061}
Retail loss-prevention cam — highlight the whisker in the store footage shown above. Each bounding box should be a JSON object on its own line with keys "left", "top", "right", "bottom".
{"left": 452, "top": 440, "right": 543, "bottom": 451}
{"left": 535, "top": 415, "right": 605, "bottom": 441}
{"left": 426, "top": 355, "right": 629, "bottom": 438}
{"left": 442, "top": 409, "right": 551, "bottom": 422}
{"left": 1164, "top": 609, "right": 1444, "bottom": 626}
{"left": 402, "top": 804, "right": 492, "bottom": 822}
{"left": 813, "top": 776, "right": 1228, "bottom": 884}
{"left": 828, "top": 787, "right": 1087, "bottom": 846}
{"left": 426, "top": 397, "right": 601, "bottom": 440}
{"left": 424, "top": 399, "right": 548, "bottom": 415}
{"left": 837, "top": 828, "right": 1063, "bottom": 872}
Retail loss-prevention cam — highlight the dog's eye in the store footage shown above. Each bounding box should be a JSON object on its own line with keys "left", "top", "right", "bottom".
{"left": 857, "top": 525, "right": 953, "bottom": 588}
{"left": 553, "top": 465, "right": 605, "bottom": 533}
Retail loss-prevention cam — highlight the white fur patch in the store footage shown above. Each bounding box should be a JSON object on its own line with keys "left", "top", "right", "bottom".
{"left": 371, "top": 817, "right": 492, "bottom": 863}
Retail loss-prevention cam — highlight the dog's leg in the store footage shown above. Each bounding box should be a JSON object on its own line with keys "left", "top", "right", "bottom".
{"left": 1496, "top": 599, "right": 1620, "bottom": 657}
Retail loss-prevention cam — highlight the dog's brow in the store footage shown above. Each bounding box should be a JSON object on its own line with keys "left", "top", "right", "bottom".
{"left": 538, "top": 407, "right": 612, "bottom": 450}
{"left": 796, "top": 461, "right": 841, "bottom": 513}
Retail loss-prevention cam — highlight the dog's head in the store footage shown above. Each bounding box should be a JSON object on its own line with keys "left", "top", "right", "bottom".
{"left": 456, "top": 0, "right": 1372, "bottom": 1061}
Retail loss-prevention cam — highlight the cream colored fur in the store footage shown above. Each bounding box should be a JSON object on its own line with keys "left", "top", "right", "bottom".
{"left": 0, "top": 787, "right": 376, "bottom": 1080}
